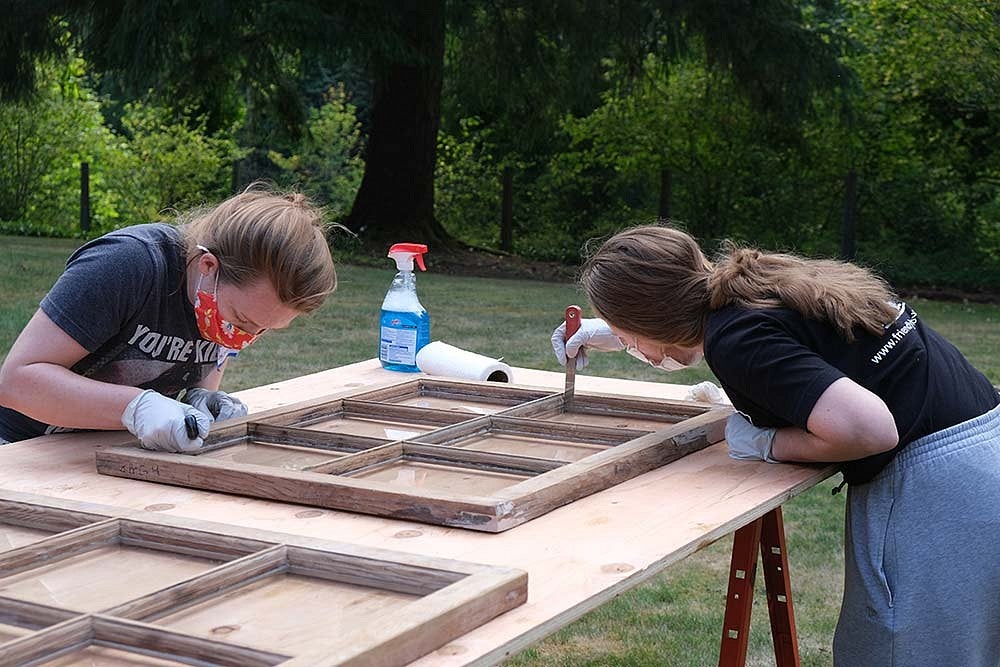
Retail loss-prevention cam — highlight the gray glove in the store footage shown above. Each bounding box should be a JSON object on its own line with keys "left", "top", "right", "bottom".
{"left": 121, "top": 390, "right": 211, "bottom": 453}
{"left": 182, "top": 388, "right": 248, "bottom": 422}
{"left": 550, "top": 317, "right": 624, "bottom": 370}
{"left": 726, "top": 412, "right": 779, "bottom": 463}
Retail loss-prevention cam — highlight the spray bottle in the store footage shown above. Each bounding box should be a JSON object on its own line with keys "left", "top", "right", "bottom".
{"left": 379, "top": 243, "right": 430, "bottom": 372}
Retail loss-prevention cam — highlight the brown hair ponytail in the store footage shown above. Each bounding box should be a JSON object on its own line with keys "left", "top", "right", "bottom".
{"left": 582, "top": 224, "right": 899, "bottom": 345}
{"left": 708, "top": 243, "right": 898, "bottom": 341}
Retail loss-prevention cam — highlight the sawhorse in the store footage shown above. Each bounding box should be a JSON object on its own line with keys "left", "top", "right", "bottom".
{"left": 719, "top": 506, "right": 801, "bottom": 666}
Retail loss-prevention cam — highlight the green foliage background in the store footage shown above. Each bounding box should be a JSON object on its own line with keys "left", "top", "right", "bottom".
{"left": 1, "top": 2, "right": 998, "bottom": 292}
{"left": 0, "top": 53, "right": 242, "bottom": 236}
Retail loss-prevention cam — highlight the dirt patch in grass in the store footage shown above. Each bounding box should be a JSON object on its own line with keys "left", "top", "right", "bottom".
{"left": 430, "top": 246, "right": 1000, "bottom": 300}
{"left": 336, "top": 242, "right": 579, "bottom": 284}
{"left": 341, "top": 239, "right": 1000, "bottom": 299}
{"left": 434, "top": 248, "right": 1000, "bottom": 303}
{"left": 430, "top": 245, "right": 579, "bottom": 283}
{"left": 899, "top": 285, "right": 1000, "bottom": 305}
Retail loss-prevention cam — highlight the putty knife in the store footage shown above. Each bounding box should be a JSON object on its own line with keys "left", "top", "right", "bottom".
{"left": 564, "top": 305, "right": 582, "bottom": 406}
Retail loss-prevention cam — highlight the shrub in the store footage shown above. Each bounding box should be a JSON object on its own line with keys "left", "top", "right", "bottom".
{"left": 268, "top": 84, "right": 364, "bottom": 217}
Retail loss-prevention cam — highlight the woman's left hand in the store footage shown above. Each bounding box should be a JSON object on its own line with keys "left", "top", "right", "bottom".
{"left": 725, "top": 413, "right": 780, "bottom": 463}
{"left": 182, "top": 388, "right": 248, "bottom": 422}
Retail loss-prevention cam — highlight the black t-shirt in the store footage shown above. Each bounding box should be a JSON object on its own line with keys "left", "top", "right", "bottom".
{"left": 704, "top": 302, "right": 999, "bottom": 484}
{"left": 0, "top": 223, "right": 220, "bottom": 442}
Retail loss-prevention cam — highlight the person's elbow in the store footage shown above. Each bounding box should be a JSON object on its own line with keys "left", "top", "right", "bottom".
{"left": 0, "top": 358, "right": 36, "bottom": 413}
{"left": 842, "top": 415, "right": 898, "bottom": 456}
{"left": 0, "top": 361, "right": 19, "bottom": 410}
{"left": 807, "top": 378, "right": 899, "bottom": 458}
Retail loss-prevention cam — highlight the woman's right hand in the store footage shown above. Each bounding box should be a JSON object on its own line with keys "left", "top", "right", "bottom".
{"left": 550, "top": 318, "right": 624, "bottom": 370}
{"left": 121, "top": 390, "right": 211, "bottom": 453}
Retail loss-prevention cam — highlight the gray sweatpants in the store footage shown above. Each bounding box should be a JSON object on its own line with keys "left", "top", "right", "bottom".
{"left": 834, "top": 401, "right": 1000, "bottom": 667}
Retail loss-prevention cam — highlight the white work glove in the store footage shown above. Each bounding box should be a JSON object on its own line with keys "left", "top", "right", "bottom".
{"left": 726, "top": 412, "right": 780, "bottom": 463}
{"left": 685, "top": 380, "right": 731, "bottom": 404}
{"left": 121, "top": 390, "right": 211, "bottom": 453}
{"left": 550, "top": 317, "right": 624, "bottom": 370}
{"left": 182, "top": 388, "right": 248, "bottom": 422}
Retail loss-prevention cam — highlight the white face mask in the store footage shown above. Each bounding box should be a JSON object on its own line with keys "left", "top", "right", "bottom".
{"left": 625, "top": 345, "right": 687, "bottom": 372}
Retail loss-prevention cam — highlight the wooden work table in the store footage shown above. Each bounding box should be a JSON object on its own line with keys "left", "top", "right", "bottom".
{"left": 0, "top": 360, "right": 834, "bottom": 666}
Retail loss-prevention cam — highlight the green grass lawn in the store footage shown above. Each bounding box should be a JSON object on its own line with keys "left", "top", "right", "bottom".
{"left": 2, "top": 234, "right": 998, "bottom": 666}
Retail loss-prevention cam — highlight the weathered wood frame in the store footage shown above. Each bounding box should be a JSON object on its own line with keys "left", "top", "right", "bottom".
{"left": 97, "top": 378, "right": 731, "bottom": 532}
{"left": 0, "top": 490, "right": 526, "bottom": 666}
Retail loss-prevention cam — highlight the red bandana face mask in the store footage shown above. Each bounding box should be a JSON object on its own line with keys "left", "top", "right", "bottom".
{"left": 193, "top": 273, "right": 260, "bottom": 350}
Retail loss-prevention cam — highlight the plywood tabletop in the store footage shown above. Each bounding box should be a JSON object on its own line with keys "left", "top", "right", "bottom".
{"left": 0, "top": 360, "right": 834, "bottom": 666}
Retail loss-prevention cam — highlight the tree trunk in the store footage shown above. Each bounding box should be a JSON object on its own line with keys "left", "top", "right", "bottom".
{"left": 345, "top": 0, "right": 451, "bottom": 248}
{"left": 500, "top": 167, "right": 514, "bottom": 252}
{"left": 840, "top": 169, "right": 858, "bottom": 261}
{"left": 658, "top": 167, "right": 672, "bottom": 221}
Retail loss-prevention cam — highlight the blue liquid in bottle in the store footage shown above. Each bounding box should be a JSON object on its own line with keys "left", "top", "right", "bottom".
{"left": 379, "top": 263, "right": 430, "bottom": 372}
{"left": 379, "top": 308, "right": 430, "bottom": 372}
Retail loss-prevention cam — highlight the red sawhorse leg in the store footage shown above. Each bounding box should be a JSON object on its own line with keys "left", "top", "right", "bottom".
{"left": 718, "top": 507, "right": 800, "bottom": 667}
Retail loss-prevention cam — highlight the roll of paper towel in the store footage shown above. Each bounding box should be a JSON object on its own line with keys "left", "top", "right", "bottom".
{"left": 415, "top": 341, "right": 513, "bottom": 382}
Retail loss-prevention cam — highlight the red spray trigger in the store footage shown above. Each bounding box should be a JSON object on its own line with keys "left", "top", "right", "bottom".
{"left": 387, "top": 243, "right": 428, "bottom": 271}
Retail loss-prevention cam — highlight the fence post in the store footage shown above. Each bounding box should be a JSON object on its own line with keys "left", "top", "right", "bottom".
{"left": 80, "top": 161, "right": 91, "bottom": 233}
{"left": 500, "top": 167, "right": 514, "bottom": 252}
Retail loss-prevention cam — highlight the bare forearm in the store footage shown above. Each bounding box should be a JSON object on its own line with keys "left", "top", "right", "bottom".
{"left": 0, "top": 362, "right": 141, "bottom": 430}
{"left": 772, "top": 426, "right": 887, "bottom": 463}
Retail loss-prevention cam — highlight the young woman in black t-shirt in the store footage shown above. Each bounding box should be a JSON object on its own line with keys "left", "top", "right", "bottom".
{"left": 551, "top": 224, "right": 1000, "bottom": 666}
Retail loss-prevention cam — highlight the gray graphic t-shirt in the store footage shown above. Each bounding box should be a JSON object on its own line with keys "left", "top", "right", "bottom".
{"left": 0, "top": 223, "right": 220, "bottom": 442}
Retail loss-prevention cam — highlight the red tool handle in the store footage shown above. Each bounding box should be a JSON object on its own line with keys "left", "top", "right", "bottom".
{"left": 565, "top": 305, "right": 582, "bottom": 341}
